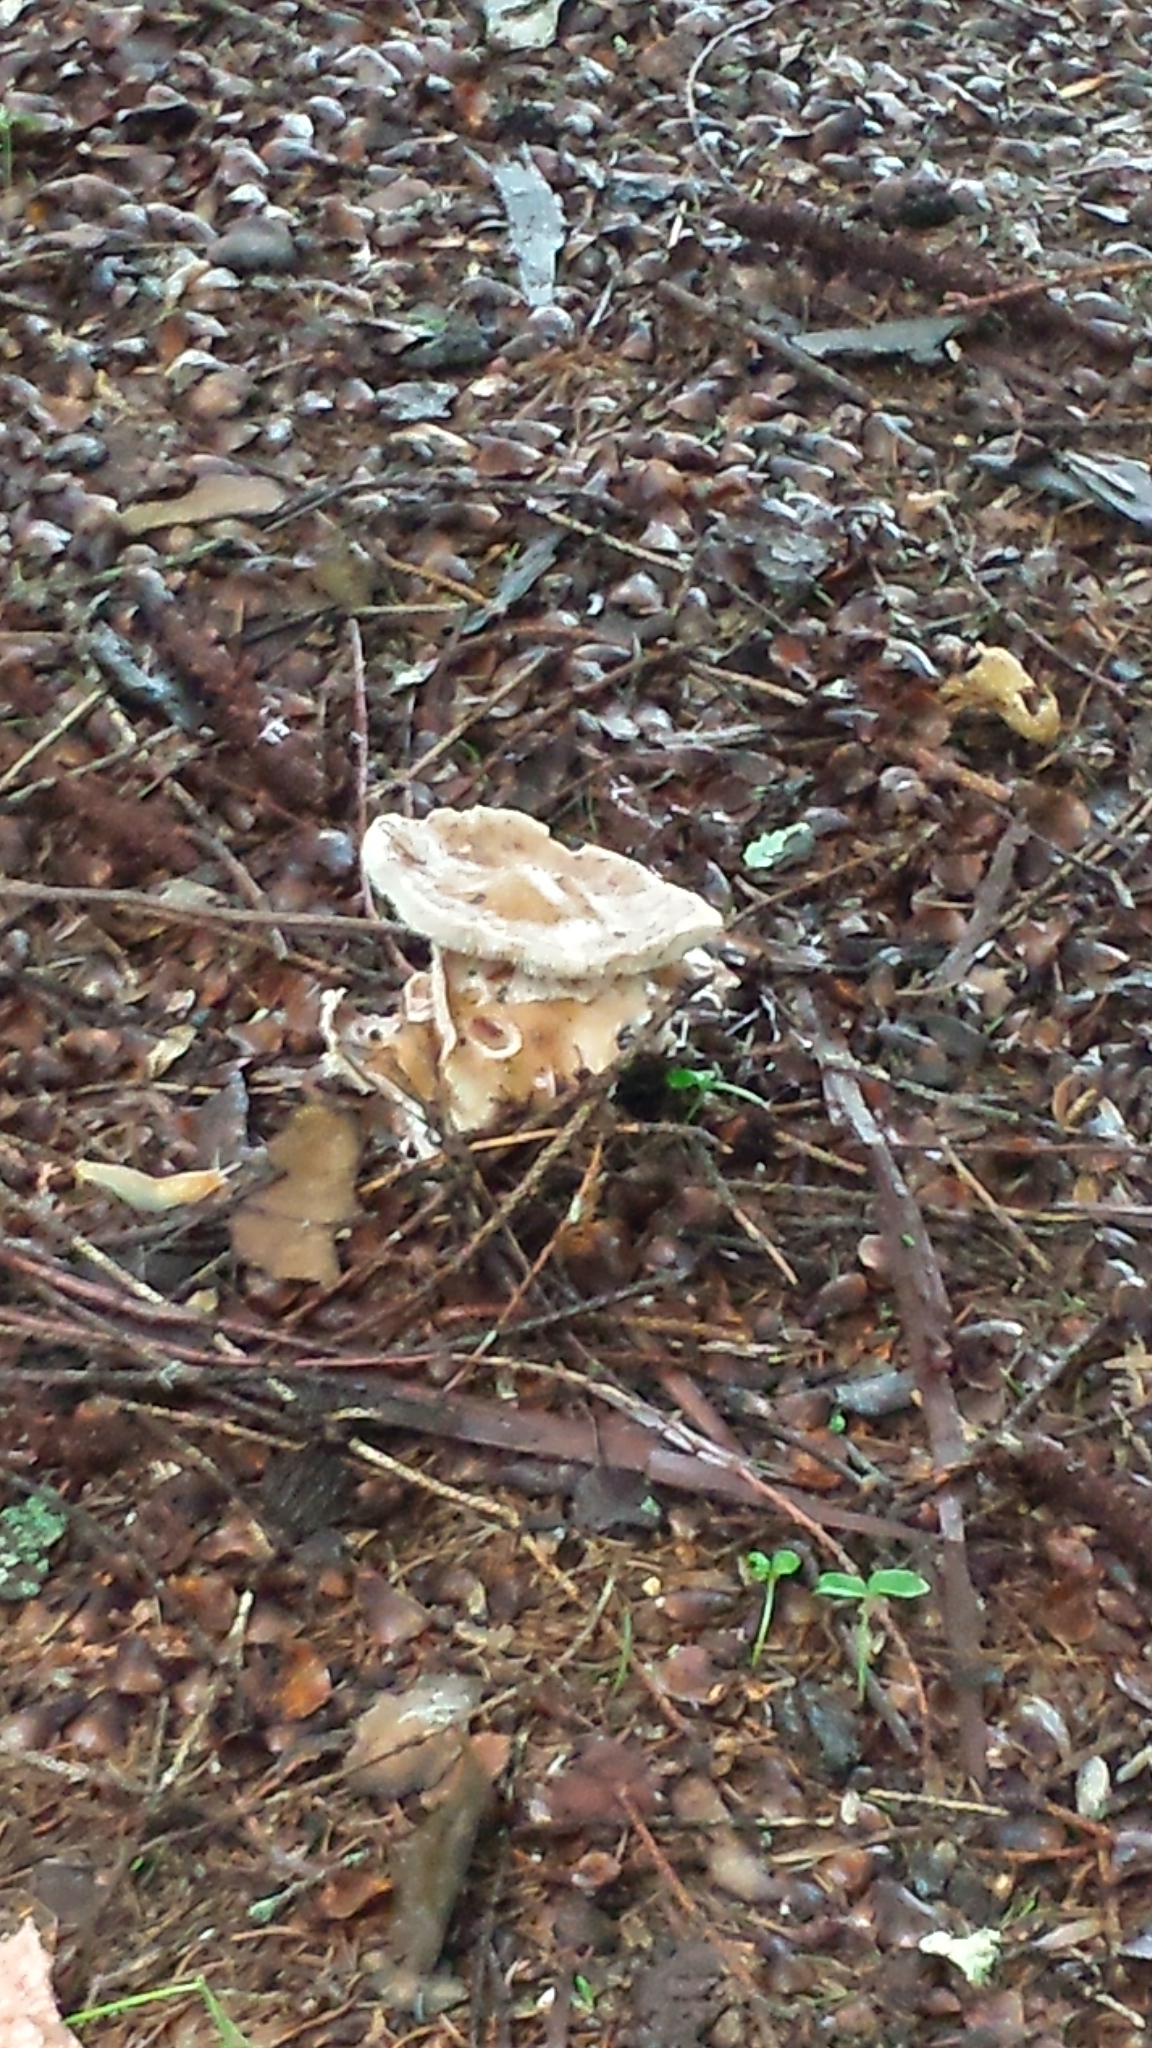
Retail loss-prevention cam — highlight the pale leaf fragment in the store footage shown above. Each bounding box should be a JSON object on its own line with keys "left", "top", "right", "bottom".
{"left": 919, "top": 1925, "right": 1002, "bottom": 1987}
{"left": 145, "top": 1024, "right": 198, "bottom": 1079}
{"left": 120, "top": 472, "right": 286, "bottom": 537}
{"left": 74, "top": 1161, "right": 228, "bottom": 1212}
{"left": 0, "top": 1921, "right": 82, "bottom": 2048}
{"left": 483, "top": 0, "right": 561, "bottom": 50}
{"left": 942, "top": 646, "right": 1060, "bottom": 745}
{"left": 490, "top": 153, "right": 566, "bottom": 308}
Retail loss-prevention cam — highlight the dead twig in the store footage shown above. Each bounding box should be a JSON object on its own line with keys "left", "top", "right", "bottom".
{"left": 945, "top": 252, "right": 1152, "bottom": 318}
{"left": 0, "top": 874, "right": 393, "bottom": 939}
{"left": 347, "top": 616, "right": 370, "bottom": 906}
{"left": 796, "top": 992, "right": 989, "bottom": 1786}
{"left": 924, "top": 815, "right": 1031, "bottom": 992}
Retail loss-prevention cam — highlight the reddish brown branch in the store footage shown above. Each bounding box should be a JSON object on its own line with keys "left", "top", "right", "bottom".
{"left": 715, "top": 194, "right": 1136, "bottom": 358}
{"left": 796, "top": 993, "right": 990, "bottom": 1785}
{"left": 1009, "top": 1435, "right": 1152, "bottom": 1586}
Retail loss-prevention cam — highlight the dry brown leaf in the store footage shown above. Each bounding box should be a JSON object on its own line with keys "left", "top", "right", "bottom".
{"left": 120, "top": 472, "right": 286, "bottom": 536}
{"left": 942, "top": 646, "right": 1060, "bottom": 745}
{"left": 317, "top": 1865, "right": 393, "bottom": 1921}
{"left": 74, "top": 1161, "right": 228, "bottom": 1211}
{"left": 269, "top": 1639, "right": 333, "bottom": 1722}
{"left": 0, "top": 1921, "right": 82, "bottom": 2048}
{"left": 527, "top": 1737, "right": 658, "bottom": 1827}
{"left": 345, "top": 1673, "right": 480, "bottom": 1800}
{"left": 231, "top": 1103, "right": 359, "bottom": 1287}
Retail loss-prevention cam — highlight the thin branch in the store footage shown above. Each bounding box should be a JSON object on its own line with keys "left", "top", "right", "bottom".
{"left": 796, "top": 992, "right": 990, "bottom": 1786}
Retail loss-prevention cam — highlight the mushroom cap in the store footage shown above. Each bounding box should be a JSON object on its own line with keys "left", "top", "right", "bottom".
{"left": 362, "top": 806, "right": 723, "bottom": 977}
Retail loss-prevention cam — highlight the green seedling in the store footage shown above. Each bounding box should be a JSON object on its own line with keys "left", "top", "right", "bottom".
{"left": 744, "top": 1546, "right": 801, "bottom": 1667}
{"left": 0, "top": 102, "right": 46, "bottom": 189}
{"left": 68, "top": 1974, "right": 252, "bottom": 2045}
{"left": 666, "top": 1065, "right": 767, "bottom": 1117}
{"left": 814, "top": 1566, "right": 930, "bottom": 1699}
{"left": 572, "top": 1973, "right": 597, "bottom": 2016}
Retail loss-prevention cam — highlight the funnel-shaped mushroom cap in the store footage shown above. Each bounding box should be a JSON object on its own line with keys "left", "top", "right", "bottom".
{"left": 362, "top": 806, "right": 723, "bottom": 978}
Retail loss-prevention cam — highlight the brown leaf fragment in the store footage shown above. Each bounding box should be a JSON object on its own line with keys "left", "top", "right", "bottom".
{"left": 120, "top": 471, "right": 286, "bottom": 536}
{"left": 530, "top": 1737, "right": 658, "bottom": 1828}
{"left": 231, "top": 1103, "right": 359, "bottom": 1287}
{"left": 0, "top": 1921, "right": 82, "bottom": 2048}
{"left": 271, "top": 1639, "right": 334, "bottom": 1723}
{"left": 317, "top": 1865, "right": 392, "bottom": 1922}
{"left": 632, "top": 1940, "right": 725, "bottom": 2048}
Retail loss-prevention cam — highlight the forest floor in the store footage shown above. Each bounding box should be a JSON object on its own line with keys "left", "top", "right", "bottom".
{"left": 4, "top": 0, "right": 1152, "bottom": 2043}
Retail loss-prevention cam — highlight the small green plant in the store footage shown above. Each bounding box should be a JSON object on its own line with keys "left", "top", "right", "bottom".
{"left": 666, "top": 1065, "right": 767, "bottom": 1117}
{"left": 814, "top": 1566, "right": 930, "bottom": 1699}
{"left": 744, "top": 1547, "right": 801, "bottom": 1667}
{"left": 0, "top": 1492, "right": 68, "bottom": 1600}
{"left": 0, "top": 101, "right": 45, "bottom": 190}
{"left": 572, "top": 1973, "right": 598, "bottom": 2016}
{"left": 68, "top": 1975, "right": 253, "bottom": 2046}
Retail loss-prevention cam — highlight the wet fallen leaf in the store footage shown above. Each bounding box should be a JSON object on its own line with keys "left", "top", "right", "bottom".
{"left": 231, "top": 1103, "right": 359, "bottom": 1287}
{"left": 144, "top": 1024, "right": 198, "bottom": 1079}
{"left": 120, "top": 472, "right": 286, "bottom": 536}
{"left": 74, "top": 1161, "right": 228, "bottom": 1211}
{"left": 271, "top": 1639, "right": 333, "bottom": 1723}
{"left": 346, "top": 1673, "right": 481, "bottom": 1799}
{"left": 942, "top": 647, "right": 1060, "bottom": 744}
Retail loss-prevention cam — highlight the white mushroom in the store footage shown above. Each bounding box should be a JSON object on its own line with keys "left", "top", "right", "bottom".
{"left": 361, "top": 806, "right": 722, "bottom": 978}
{"left": 326, "top": 806, "right": 725, "bottom": 1136}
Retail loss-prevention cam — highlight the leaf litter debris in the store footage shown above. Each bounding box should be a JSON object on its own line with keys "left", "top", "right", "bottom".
{"left": 4, "top": 0, "right": 1152, "bottom": 2043}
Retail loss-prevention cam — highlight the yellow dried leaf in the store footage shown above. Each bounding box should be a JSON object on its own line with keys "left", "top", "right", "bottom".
{"left": 231, "top": 1103, "right": 359, "bottom": 1287}
{"left": 120, "top": 471, "right": 286, "bottom": 536}
{"left": 74, "top": 1161, "right": 228, "bottom": 1211}
{"left": 942, "top": 646, "right": 1060, "bottom": 745}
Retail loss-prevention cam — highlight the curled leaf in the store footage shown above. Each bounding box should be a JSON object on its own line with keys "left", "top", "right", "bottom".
{"left": 120, "top": 472, "right": 286, "bottom": 536}
{"left": 942, "top": 647, "right": 1060, "bottom": 745}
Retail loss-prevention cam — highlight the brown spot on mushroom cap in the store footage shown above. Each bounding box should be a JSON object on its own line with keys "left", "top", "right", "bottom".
{"left": 361, "top": 806, "right": 723, "bottom": 977}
